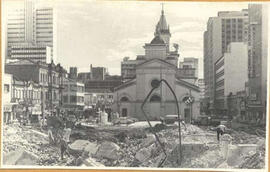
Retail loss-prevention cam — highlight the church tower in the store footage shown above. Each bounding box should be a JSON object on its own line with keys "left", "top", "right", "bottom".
{"left": 154, "top": 5, "right": 171, "bottom": 52}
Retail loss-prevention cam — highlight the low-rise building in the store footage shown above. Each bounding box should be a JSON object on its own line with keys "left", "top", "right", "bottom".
{"left": 62, "top": 78, "right": 85, "bottom": 110}
{"left": 91, "top": 64, "right": 107, "bottom": 80}
{"left": 177, "top": 58, "right": 199, "bottom": 85}
{"left": 3, "top": 73, "right": 14, "bottom": 124}
{"left": 5, "top": 59, "right": 67, "bottom": 113}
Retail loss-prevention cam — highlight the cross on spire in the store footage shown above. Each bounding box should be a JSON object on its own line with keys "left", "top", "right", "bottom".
{"left": 161, "top": 3, "right": 164, "bottom": 15}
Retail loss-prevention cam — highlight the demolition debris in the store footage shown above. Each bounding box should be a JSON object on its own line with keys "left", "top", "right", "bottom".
{"left": 2, "top": 121, "right": 265, "bottom": 168}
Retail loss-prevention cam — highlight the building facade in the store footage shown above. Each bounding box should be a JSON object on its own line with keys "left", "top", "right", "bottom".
{"left": 3, "top": 73, "right": 14, "bottom": 124}
{"left": 214, "top": 42, "right": 248, "bottom": 115}
{"left": 62, "top": 78, "right": 85, "bottom": 110}
{"left": 246, "top": 4, "right": 268, "bottom": 123}
{"left": 5, "top": 59, "right": 66, "bottom": 113}
{"left": 90, "top": 64, "right": 107, "bottom": 81}
{"left": 177, "top": 57, "right": 199, "bottom": 84}
{"left": 198, "top": 79, "right": 205, "bottom": 100}
{"left": 69, "top": 67, "right": 78, "bottom": 80}
{"left": 9, "top": 44, "right": 51, "bottom": 63}
{"left": 204, "top": 9, "right": 249, "bottom": 111}
{"left": 113, "top": 9, "right": 200, "bottom": 122}
{"left": 121, "top": 57, "right": 137, "bottom": 81}
{"left": 6, "top": 0, "right": 56, "bottom": 62}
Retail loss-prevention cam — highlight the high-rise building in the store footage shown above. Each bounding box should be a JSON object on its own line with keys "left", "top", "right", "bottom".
{"left": 6, "top": 0, "right": 56, "bottom": 62}
{"left": 246, "top": 4, "right": 268, "bottom": 123}
{"left": 9, "top": 43, "right": 51, "bottom": 63}
{"left": 203, "top": 9, "right": 249, "bottom": 111}
{"left": 214, "top": 42, "right": 248, "bottom": 113}
{"left": 35, "top": 7, "right": 55, "bottom": 58}
{"left": 198, "top": 79, "right": 205, "bottom": 100}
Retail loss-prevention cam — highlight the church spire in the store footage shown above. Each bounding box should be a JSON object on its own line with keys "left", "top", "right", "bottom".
{"left": 154, "top": 4, "right": 170, "bottom": 36}
{"left": 161, "top": 3, "right": 164, "bottom": 15}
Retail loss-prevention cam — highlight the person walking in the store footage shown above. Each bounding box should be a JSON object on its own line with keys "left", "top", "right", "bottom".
{"left": 60, "top": 123, "right": 71, "bottom": 160}
{"left": 216, "top": 124, "right": 227, "bottom": 142}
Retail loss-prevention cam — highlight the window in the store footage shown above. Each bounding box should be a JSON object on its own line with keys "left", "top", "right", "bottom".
{"left": 151, "top": 79, "right": 160, "bottom": 88}
{"left": 4, "top": 84, "right": 9, "bottom": 93}
{"left": 120, "top": 96, "right": 129, "bottom": 102}
{"left": 108, "top": 95, "right": 113, "bottom": 99}
{"left": 63, "top": 96, "right": 68, "bottom": 103}
{"left": 150, "top": 95, "right": 161, "bottom": 102}
{"left": 122, "top": 108, "right": 128, "bottom": 117}
{"left": 70, "top": 96, "right": 76, "bottom": 103}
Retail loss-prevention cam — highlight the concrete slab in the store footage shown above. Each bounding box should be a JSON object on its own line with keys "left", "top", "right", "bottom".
{"left": 227, "top": 144, "right": 258, "bottom": 167}
{"left": 95, "top": 141, "right": 120, "bottom": 160}
{"left": 3, "top": 148, "right": 38, "bottom": 165}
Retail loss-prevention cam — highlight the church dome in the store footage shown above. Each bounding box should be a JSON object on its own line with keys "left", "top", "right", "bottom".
{"left": 150, "top": 35, "right": 165, "bottom": 44}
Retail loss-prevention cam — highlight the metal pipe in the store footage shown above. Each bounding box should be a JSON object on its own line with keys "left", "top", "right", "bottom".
{"left": 160, "top": 79, "right": 182, "bottom": 165}
{"left": 140, "top": 79, "right": 182, "bottom": 167}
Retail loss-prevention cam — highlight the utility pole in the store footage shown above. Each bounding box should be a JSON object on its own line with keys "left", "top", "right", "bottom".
{"left": 189, "top": 89, "right": 193, "bottom": 123}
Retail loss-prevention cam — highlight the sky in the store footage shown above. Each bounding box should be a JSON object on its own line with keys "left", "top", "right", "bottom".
{"left": 2, "top": 0, "right": 250, "bottom": 78}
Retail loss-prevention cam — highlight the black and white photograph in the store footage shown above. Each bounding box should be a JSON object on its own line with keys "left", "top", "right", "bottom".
{"left": 1, "top": 0, "right": 269, "bottom": 170}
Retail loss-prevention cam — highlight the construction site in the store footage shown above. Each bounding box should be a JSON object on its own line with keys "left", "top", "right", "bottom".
{"left": 2, "top": 117, "right": 266, "bottom": 169}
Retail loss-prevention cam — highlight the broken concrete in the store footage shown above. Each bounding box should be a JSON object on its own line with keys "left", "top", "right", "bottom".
{"left": 135, "top": 147, "right": 152, "bottom": 162}
{"left": 95, "top": 141, "right": 121, "bottom": 160}
{"left": 3, "top": 148, "right": 38, "bottom": 165}
{"left": 141, "top": 134, "right": 156, "bottom": 147}
{"left": 68, "top": 140, "right": 91, "bottom": 155}
{"left": 83, "top": 142, "right": 99, "bottom": 157}
{"left": 227, "top": 144, "right": 258, "bottom": 167}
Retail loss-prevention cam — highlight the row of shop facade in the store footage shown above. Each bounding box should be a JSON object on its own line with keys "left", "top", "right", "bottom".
{"left": 3, "top": 60, "right": 116, "bottom": 124}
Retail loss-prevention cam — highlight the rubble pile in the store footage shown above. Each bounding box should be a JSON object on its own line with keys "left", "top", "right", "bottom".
{"left": 2, "top": 122, "right": 266, "bottom": 169}
{"left": 238, "top": 140, "right": 265, "bottom": 169}
{"left": 3, "top": 123, "right": 73, "bottom": 166}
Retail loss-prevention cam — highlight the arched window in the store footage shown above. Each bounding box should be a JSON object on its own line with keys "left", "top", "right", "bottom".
{"left": 120, "top": 96, "right": 129, "bottom": 102}
{"left": 150, "top": 95, "right": 161, "bottom": 102}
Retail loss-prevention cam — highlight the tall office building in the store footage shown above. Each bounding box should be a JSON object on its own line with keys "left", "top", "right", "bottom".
{"left": 246, "top": 4, "right": 268, "bottom": 121}
{"left": 203, "top": 9, "right": 249, "bottom": 110}
{"left": 6, "top": 0, "right": 56, "bottom": 62}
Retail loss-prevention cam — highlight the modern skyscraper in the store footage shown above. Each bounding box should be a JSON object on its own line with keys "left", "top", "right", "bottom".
{"left": 203, "top": 9, "right": 249, "bottom": 111}
{"left": 246, "top": 4, "right": 268, "bottom": 122}
{"left": 6, "top": 0, "right": 56, "bottom": 62}
{"left": 9, "top": 44, "right": 51, "bottom": 63}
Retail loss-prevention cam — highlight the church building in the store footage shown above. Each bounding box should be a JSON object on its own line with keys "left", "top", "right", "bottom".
{"left": 113, "top": 8, "right": 200, "bottom": 122}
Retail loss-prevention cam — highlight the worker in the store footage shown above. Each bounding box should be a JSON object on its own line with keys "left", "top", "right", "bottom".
{"left": 181, "top": 119, "right": 187, "bottom": 131}
{"left": 216, "top": 124, "right": 227, "bottom": 142}
{"left": 60, "top": 123, "right": 71, "bottom": 160}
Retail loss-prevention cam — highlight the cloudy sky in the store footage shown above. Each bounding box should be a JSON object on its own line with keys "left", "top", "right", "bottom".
{"left": 3, "top": 0, "right": 250, "bottom": 78}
